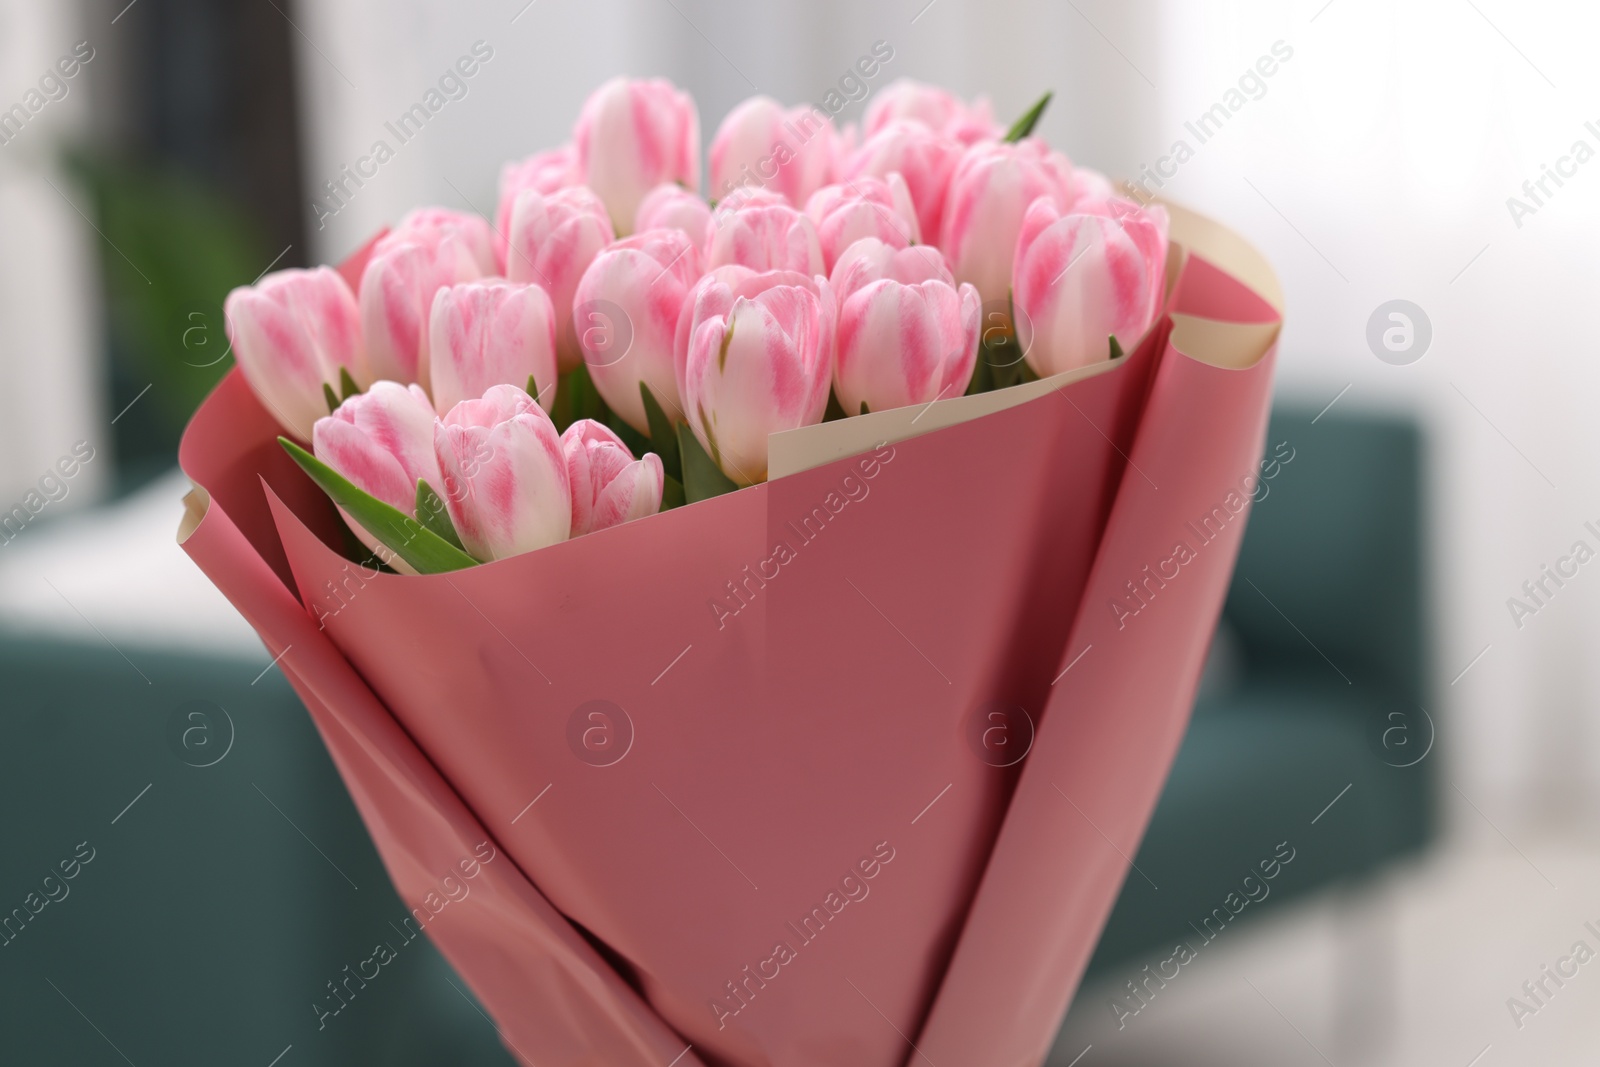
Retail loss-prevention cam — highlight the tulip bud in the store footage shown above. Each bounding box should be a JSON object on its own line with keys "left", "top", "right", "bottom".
{"left": 505, "top": 186, "right": 616, "bottom": 372}
{"left": 679, "top": 270, "right": 835, "bottom": 485}
{"left": 939, "top": 138, "right": 1075, "bottom": 308}
{"left": 573, "top": 228, "right": 700, "bottom": 434}
{"left": 360, "top": 214, "right": 491, "bottom": 387}
{"left": 574, "top": 76, "right": 700, "bottom": 235}
{"left": 435, "top": 384, "right": 571, "bottom": 562}
{"left": 704, "top": 201, "right": 824, "bottom": 276}
{"left": 863, "top": 79, "right": 1001, "bottom": 146}
{"left": 225, "top": 267, "right": 367, "bottom": 440}
{"left": 830, "top": 238, "right": 956, "bottom": 300}
{"left": 709, "top": 96, "right": 837, "bottom": 207}
{"left": 561, "top": 419, "right": 664, "bottom": 535}
{"left": 835, "top": 277, "right": 980, "bottom": 415}
{"left": 844, "top": 119, "right": 963, "bottom": 244}
{"left": 804, "top": 175, "right": 920, "bottom": 271}
{"left": 714, "top": 185, "right": 788, "bottom": 212}
{"left": 496, "top": 145, "right": 579, "bottom": 266}
{"left": 312, "top": 381, "right": 442, "bottom": 569}
{"left": 383, "top": 208, "right": 498, "bottom": 274}
{"left": 1013, "top": 197, "right": 1170, "bottom": 377}
{"left": 428, "top": 280, "right": 559, "bottom": 415}
{"left": 634, "top": 183, "right": 713, "bottom": 246}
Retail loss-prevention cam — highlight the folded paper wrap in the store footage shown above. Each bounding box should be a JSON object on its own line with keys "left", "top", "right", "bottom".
{"left": 179, "top": 200, "right": 1280, "bottom": 1067}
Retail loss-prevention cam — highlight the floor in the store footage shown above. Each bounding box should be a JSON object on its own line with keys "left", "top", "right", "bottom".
{"left": 1050, "top": 830, "right": 1600, "bottom": 1067}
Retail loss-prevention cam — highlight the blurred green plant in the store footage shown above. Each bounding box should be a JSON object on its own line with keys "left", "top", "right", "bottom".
{"left": 65, "top": 151, "right": 273, "bottom": 485}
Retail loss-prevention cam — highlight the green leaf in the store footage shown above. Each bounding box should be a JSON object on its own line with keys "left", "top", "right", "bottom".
{"left": 860, "top": 401, "right": 870, "bottom": 416}
{"left": 639, "top": 383, "right": 681, "bottom": 483}
{"left": 414, "top": 478, "right": 465, "bottom": 551}
{"left": 1109, "top": 335, "right": 1125, "bottom": 361}
{"left": 677, "top": 423, "right": 739, "bottom": 503}
{"left": 660, "top": 473, "right": 686, "bottom": 511}
{"left": 823, "top": 388, "right": 849, "bottom": 422}
{"left": 323, "top": 382, "right": 340, "bottom": 415}
{"left": 1004, "top": 91, "right": 1053, "bottom": 142}
{"left": 525, "top": 373, "right": 547, "bottom": 406}
{"left": 552, "top": 362, "right": 611, "bottom": 434}
{"left": 339, "top": 366, "right": 361, "bottom": 400}
{"left": 280, "top": 438, "right": 480, "bottom": 573}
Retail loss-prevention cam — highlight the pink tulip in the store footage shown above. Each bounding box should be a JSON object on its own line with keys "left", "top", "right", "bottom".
{"left": 496, "top": 145, "right": 579, "bottom": 266}
{"left": 574, "top": 77, "right": 700, "bottom": 235}
{"left": 573, "top": 228, "right": 700, "bottom": 434}
{"left": 830, "top": 237, "right": 956, "bottom": 299}
{"left": 505, "top": 186, "right": 616, "bottom": 372}
{"left": 713, "top": 185, "right": 788, "bottom": 212}
{"left": 428, "top": 280, "right": 559, "bottom": 415}
{"left": 561, "top": 419, "right": 664, "bottom": 535}
{"left": 835, "top": 276, "right": 980, "bottom": 415}
{"left": 312, "top": 381, "right": 442, "bottom": 570}
{"left": 844, "top": 119, "right": 963, "bottom": 244}
{"left": 313, "top": 381, "right": 442, "bottom": 514}
{"left": 709, "top": 96, "right": 836, "bottom": 207}
{"left": 679, "top": 270, "right": 835, "bottom": 485}
{"left": 1013, "top": 197, "right": 1170, "bottom": 377}
{"left": 704, "top": 201, "right": 824, "bottom": 276}
{"left": 360, "top": 216, "right": 490, "bottom": 387}
{"left": 863, "top": 79, "right": 1001, "bottom": 146}
{"left": 1067, "top": 164, "right": 1117, "bottom": 207}
{"left": 804, "top": 175, "right": 920, "bottom": 271}
{"left": 225, "top": 267, "right": 367, "bottom": 440}
{"left": 671, "top": 264, "right": 759, "bottom": 385}
{"left": 435, "top": 384, "right": 570, "bottom": 562}
{"left": 634, "top": 183, "right": 713, "bottom": 246}
{"left": 383, "top": 208, "right": 497, "bottom": 274}
{"left": 939, "top": 138, "right": 1076, "bottom": 308}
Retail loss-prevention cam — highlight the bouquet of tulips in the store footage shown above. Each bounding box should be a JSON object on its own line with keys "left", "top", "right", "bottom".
{"left": 182, "top": 75, "right": 1283, "bottom": 1067}
{"left": 222, "top": 79, "right": 1167, "bottom": 575}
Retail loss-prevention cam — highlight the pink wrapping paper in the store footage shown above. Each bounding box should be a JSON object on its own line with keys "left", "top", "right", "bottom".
{"left": 179, "top": 203, "right": 1280, "bottom": 1067}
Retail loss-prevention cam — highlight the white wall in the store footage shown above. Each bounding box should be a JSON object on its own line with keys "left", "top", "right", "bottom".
{"left": 0, "top": 0, "right": 106, "bottom": 512}
{"left": 289, "top": 0, "right": 1600, "bottom": 832}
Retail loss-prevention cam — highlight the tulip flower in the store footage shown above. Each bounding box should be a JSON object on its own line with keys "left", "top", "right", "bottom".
{"left": 709, "top": 96, "right": 836, "bottom": 207}
{"left": 679, "top": 270, "right": 835, "bottom": 485}
{"left": 634, "top": 183, "right": 713, "bottom": 246}
{"left": 830, "top": 237, "right": 957, "bottom": 299}
{"left": 312, "top": 381, "right": 442, "bottom": 570}
{"left": 1067, "top": 164, "right": 1116, "bottom": 207}
{"left": 225, "top": 267, "right": 367, "bottom": 440}
{"left": 360, "top": 215, "right": 491, "bottom": 387}
{"left": 561, "top": 419, "right": 664, "bottom": 536}
{"left": 383, "top": 208, "right": 498, "bottom": 275}
{"left": 496, "top": 145, "right": 579, "bottom": 266}
{"left": 844, "top": 119, "right": 963, "bottom": 244}
{"left": 1013, "top": 197, "right": 1170, "bottom": 378}
{"left": 804, "top": 175, "right": 920, "bottom": 271}
{"left": 574, "top": 76, "right": 700, "bottom": 235}
{"left": 704, "top": 201, "right": 824, "bottom": 276}
{"left": 435, "top": 384, "right": 571, "bottom": 562}
{"left": 713, "top": 185, "right": 788, "bottom": 212}
{"left": 940, "top": 138, "right": 1076, "bottom": 308}
{"left": 573, "top": 228, "right": 700, "bottom": 434}
{"left": 505, "top": 186, "right": 617, "bottom": 372}
{"left": 863, "top": 79, "right": 1001, "bottom": 146}
{"left": 428, "top": 280, "right": 559, "bottom": 415}
{"left": 835, "top": 276, "right": 980, "bottom": 416}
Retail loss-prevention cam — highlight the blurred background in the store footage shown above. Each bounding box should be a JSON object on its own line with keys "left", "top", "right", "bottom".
{"left": 2, "top": 0, "right": 1597, "bottom": 1063}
